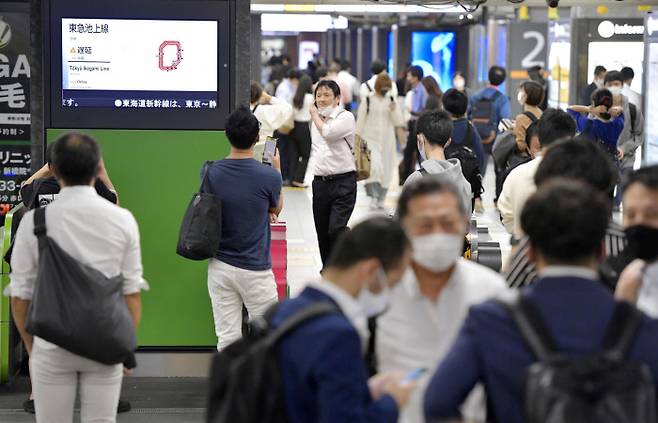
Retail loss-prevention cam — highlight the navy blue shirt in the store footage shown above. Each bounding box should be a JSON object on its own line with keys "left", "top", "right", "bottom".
{"left": 272, "top": 287, "right": 399, "bottom": 423}
{"left": 451, "top": 118, "right": 486, "bottom": 171}
{"left": 424, "top": 276, "right": 658, "bottom": 423}
{"left": 205, "top": 159, "right": 281, "bottom": 271}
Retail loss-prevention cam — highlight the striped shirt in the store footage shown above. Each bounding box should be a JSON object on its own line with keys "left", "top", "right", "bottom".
{"left": 506, "top": 221, "right": 626, "bottom": 288}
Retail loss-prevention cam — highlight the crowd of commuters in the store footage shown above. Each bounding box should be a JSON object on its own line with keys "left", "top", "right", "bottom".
{"left": 4, "top": 53, "right": 657, "bottom": 423}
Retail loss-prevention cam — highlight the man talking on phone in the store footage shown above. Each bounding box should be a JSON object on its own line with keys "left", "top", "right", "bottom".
{"left": 309, "top": 79, "right": 357, "bottom": 267}
{"left": 204, "top": 106, "right": 284, "bottom": 351}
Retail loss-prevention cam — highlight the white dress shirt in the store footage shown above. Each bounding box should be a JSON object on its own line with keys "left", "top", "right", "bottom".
{"left": 497, "top": 156, "right": 543, "bottom": 236}
{"left": 376, "top": 259, "right": 508, "bottom": 423}
{"left": 306, "top": 279, "right": 368, "bottom": 351}
{"left": 275, "top": 78, "right": 295, "bottom": 104}
{"left": 251, "top": 97, "right": 293, "bottom": 143}
{"left": 8, "top": 186, "right": 148, "bottom": 349}
{"left": 311, "top": 107, "right": 357, "bottom": 177}
{"left": 637, "top": 262, "right": 658, "bottom": 318}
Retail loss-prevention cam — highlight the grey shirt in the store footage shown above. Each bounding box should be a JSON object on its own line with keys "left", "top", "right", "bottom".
{"left": 618, "top": 95, "right": 645, "bottom": 168}
{"left": 403, "top": 158, "right": 473, "bottom": 216}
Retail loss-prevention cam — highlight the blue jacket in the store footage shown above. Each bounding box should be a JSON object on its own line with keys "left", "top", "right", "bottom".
{"left": 568, "top": 109, "right": 625, "bottom": 151}
{"left": 451, "top": 118, "right": 486, "bottom": 171}
{"left": 272, "top": 287, "right": 399, "bottom": 423}
{"left": 468, "top": 87, "right": 512, "bottom": 134}
{"left": 424, "top": 276, "right": 658, "bottom": 423}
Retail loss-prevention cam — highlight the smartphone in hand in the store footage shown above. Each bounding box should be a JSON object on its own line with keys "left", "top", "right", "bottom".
{"left": 401, "top": 368, "right": 427, "bottom": 385}
{"left": 262, "top": 137, "right": 278, "bottom": 165}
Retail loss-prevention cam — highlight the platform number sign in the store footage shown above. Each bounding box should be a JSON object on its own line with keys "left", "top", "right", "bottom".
{"left": 522, "top": 31, "right": 546, "bottom": 69}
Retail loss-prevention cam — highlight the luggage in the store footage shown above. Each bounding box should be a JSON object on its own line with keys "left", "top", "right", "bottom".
{"left": 206, "top": 302, "right": 339, "bottom": 423}
{"left": 498, "top": 293, "right": 657, "bottom": 423}
{"left": 176, "top": 161, "right": 222, "bottom": 260}
{"left": 26, "top": 207, "right": 137, "bottom": 365}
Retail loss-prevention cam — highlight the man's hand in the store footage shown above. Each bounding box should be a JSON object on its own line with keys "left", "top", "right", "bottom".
{"left": 591, "top": 105, "right": 608, "bottom": 116}
{"left": 269, "top": 212, "right": 279, "bottom": 224}
{"left": 123, "top": 367, "right": 134, "bottom": 376}
{"left": 382, "top": 373, "right": 417, "bottom": 409}
{"left": 269, "top": 148, "right": 281, "bottom": 172}
{"left": 309, "top": 103, "right": 319, "bottom": 116}
{"left": 615, "top": 259, "right": 646, "bottom": 304}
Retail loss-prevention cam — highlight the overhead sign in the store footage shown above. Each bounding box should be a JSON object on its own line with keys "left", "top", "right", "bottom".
{"left": 597, "top": 20, "right": 644, "bottom": 39}
{"left": 587, "top": 18, "right": 644, "bottom": 41}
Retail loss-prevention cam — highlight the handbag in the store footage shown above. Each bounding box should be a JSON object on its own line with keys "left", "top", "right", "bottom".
{"left": 345, "top": 136, "right": 371, "bottom": 181}
{"left": 25, "top": 207, "right": 137, "bottom": 365}
{"left": 177, "top": 161, "right": 222, "bottom": 260}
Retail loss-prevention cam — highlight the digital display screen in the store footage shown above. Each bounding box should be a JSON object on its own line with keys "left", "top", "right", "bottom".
{"left": 61, "top": 18, "right": 218, "bottom": 109}
{"left": 587, "top": 41, "right": 644, "bottom": 93}
{"left": 410, "top": 31, "right": 456, "bottom": 92}
{"left": 298, "top": 41, "right": 319, "bottom": 70}
{"left": 388, "top": 31, "right": 394, "bottom": 76}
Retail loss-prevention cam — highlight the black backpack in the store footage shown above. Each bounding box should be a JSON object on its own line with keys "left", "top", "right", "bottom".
{"left": 471, "top": 90, "right": 503, "bottom": 142}
{"left": 206, "top": 302, "right": 339, "bottom": 423}
{"left": 445, "top": 123, "right": 483, "bottom": 196}
{"left": 498, "top": 293, "right": 657, "bottom": 423}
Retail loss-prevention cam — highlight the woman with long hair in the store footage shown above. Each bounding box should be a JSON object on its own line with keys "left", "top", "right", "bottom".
{"left": 356, "top": 73, "right": 403, "bottom": 210}
{"left": 289, "top": 75, "right": 314, "bottom": 186}
{"left": 422, "top": 76, "right": 443, "bottom": 111}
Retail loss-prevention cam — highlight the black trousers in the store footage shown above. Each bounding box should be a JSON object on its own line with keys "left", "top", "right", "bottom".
{"left": 312, "top": 172, "right": 357, "bottom": 266}
{"left": 289, "top": 121, "right": 312, "bottom": 185}
{"left": 274, "top": 130, "right": 291, "bottom": 182}
{"left": 399, "top": 120, "right": 419, "bottom": 185}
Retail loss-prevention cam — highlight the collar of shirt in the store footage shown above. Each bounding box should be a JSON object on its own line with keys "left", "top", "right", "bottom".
{"left": 539, "top": 265, "right": 598, "bottom": 280}
{"left": 306, "top": 279, "right": 369, "bottom": 349}
{"left": 402, "top": 262, "right": 459, "bottom": 300}
{"left": 57, "top": 185, "right": 97, "bottom": 199}
{"left": 327, "top": 106, "right": 345, "bottom": 120}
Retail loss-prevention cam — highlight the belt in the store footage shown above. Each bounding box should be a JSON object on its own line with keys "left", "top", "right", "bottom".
{"left": 314, "top": 171, "right": 356, "bottom": 182}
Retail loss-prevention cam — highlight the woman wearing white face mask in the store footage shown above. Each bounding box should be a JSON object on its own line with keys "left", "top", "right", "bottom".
{"left": 309, "top": 79, "right": 358, "bottom": 267}
{"left": 513, "top": 81, "right": 544, "bottom": 157}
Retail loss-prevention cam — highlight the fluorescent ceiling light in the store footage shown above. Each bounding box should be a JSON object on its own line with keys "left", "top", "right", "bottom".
{"left": 251, "top": 4, "right": 463, "bottom": 14}
{"left": 261, "top": 13, "right": 349, "bottom": 32}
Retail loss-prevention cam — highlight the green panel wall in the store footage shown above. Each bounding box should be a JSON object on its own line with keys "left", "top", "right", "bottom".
{"left": 46, "top": 129, "right": 230, "bottom": 347}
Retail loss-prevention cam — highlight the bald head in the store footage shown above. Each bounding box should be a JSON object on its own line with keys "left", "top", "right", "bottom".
{"left": 51, "top": 132, "right": 100, "bottom": 186}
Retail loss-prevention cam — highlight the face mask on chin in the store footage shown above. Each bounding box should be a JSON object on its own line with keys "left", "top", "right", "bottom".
{"left": 358, "top": 267, "right": 391, "bottom": 318}
{"left": 318, "top": 105, "right": 335, "bottom": 117}
{"left": 625, "top": 225, "right": 658, "bottom": 262}
{"left": 412, "top": 233, "right": 463, "bottom": 273}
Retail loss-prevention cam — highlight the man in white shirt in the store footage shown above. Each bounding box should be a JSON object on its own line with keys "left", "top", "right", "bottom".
{"left": 615, "top": 166, "right": 658, "bottom": 317}
{"left": 498, "top": 109, "right": 575, "bottom": 237}
{"left": 8, "top": 133, "right": 147, "bottom": 422}
{"left": 620, "top": 67, "right": 643, "bottom": 112}
{"left": 310, "top": 79, "right": 357, "bottom": 266}
{"left": 359, "top": 60, "right": 398, "bottom": 103}
{"left": 377, "top": 176, "right": 507, "bottom": 423}
{"left": 274, "top": 68, "right": 301, "bottom": 104}
{"left": 337, "top": 60, "right": 359, "bottom": 111}
{"left": 250, "top": 81, "right": 293, "bottom": 144}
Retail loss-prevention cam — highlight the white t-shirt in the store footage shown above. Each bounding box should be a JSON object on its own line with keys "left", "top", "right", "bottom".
{"left": 637, "top": 262, "right": 658, "bottom": 318}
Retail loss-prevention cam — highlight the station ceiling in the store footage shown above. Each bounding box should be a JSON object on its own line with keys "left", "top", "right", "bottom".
{"left": 252, "top": 0, "right": 653, "bottom": 9}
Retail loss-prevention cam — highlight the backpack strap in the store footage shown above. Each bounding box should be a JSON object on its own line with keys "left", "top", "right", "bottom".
{"left": 522, "top": 111, "right": 538, "bottom": 123}
{"left": 419, "top": 166, "right": 428, "bottom": 176}
{"left": 265, "top": 302, "right": 339, "bottom": 347}
{"left": 496, "top": 292, "right": 560, "bottom": 362}
{"left": 463, "top": 122, "right": 474, "bottom": 148}
{"left": 252, "top": 103, "right": 259, "bottom": 114}
{"left": 33, "top": 206, "right": 47, "bottom": 241}
{"left": 602, "top": 301, "right": 643, "bottom": 360}
{"left": 629, "top": 103, "right": 637, "bottom": 134}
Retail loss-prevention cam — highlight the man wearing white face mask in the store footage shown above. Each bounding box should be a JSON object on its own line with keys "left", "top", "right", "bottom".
{"left": 376, "top": 176, "right": 507, "bottom": 423}
{"left": 402, "top": 110, "right": 472, "bottom": 217}
{"left": 270, "top": 217, "right": 416, "bottom": 422}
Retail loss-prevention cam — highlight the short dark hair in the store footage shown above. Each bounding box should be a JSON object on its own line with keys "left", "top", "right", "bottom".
{"left": 594, "top": 65, "right": 607, "bottom": 76}
{"left": 314, "top": 79, "right": 341, "bottom": 99}
{"left": 50, "top": 132, "right": 101, "bottom": 186}
{"left": 341, "top": 60, "right": 351, "bottom": 70}
{"left": 537, "top": 108, "right": 576, "bottom": 148}
{"left": 407, "top": 65, "right": 424, "bottom": 81}
{"left": 371, "top": 60, "right": 386, "bottom": 75}
{"left": 225, "top": 106, "right": 260, "bottom": 149}
{"left": 623, "top": 165, "right": 658, "bottom": 194}
{"left": 250, "top": 81, "right": 263, "bottom": 104}
{"left": 604, "top": 70, "right": 624, "bottom": 85}
{"left": 620, "top": 66, "right": 635, "bottom": 82}
{"left": 287, "top": 68, "right": 302, "bottom": 80}
{"left": 521, "top": 179, "right": 610, "bottom": 263}
{"left": 442, "top": 89, "right": 468, "bottom": 117}
{"left": 520, "top": 80, "right": 545, "bottom": 107}
{"left": 592, "top": 88, "right": 614, "bottom": 109}
{"left": 488, "top": 66, "right": 507, "bottom": 86}
{"left": 416, "top": 110, "right": 453, "bottom": 148}
{"left": 316, "top": 67, "right": 328, "bottom": 79}
{"left": 535, "top": 139, "right": 617, "bottom": 195}
{"left": 327, "top": 217, "right": 410, "bottom": 272}
{"left": 397, "top": 175, "right": 467, "bottom": 219}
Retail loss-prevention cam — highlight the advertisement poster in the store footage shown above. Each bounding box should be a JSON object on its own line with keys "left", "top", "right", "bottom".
{"left": 0, "top": 9, "right": 31, "bottom": 224}
{"left": 410, "top": 31, "right": 456, "bottom": 92}
{"left": 547, "top": 20, "right": 570, "bottom": 109}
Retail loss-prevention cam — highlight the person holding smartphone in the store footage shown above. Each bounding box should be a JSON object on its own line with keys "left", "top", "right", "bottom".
{"left": 309, "top": 79, "right": 357, "bottom": 267}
